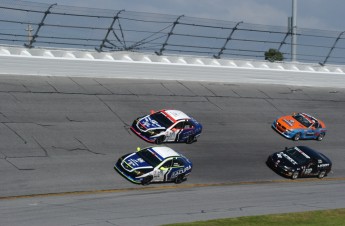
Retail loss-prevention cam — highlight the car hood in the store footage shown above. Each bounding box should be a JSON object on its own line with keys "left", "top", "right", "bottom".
{"left": 273, "top": 151, "right": 299, "bottom": 168}
{"left": 138, "top": 115, "right": 166, "bottom": 131}
{"left": 277, "top": 115, "right": 305, "bottom": 130}
{"left": 122, "top": 153, "right": 153, "bottom": 171}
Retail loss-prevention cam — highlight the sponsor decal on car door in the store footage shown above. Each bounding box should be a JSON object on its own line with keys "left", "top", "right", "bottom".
{"left": 153, "top": 160, "right": 172, "bottom": 182}
{"left": 166, "top": 122, "right": 184, "bottom": 142}
{"left": 305, "top": 128, "right": 315, "bottom": 137}
{"left": 302, "top": 161, "right": 318, "bottom": 176}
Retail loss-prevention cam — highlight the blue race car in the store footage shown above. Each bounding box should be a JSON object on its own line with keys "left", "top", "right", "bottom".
{"left": 114, "top": 146, "right": 193, "bottom": 185}
{"left": 130, "top": 109, "right": 202, "bottom": 144}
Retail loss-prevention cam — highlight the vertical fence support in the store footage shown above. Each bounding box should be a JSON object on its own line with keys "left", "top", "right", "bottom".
{"left": 155, "top": 15, "right": 184, "bottom": 56}
{"left": 96, "top": 10, "right": 125, "bottom": 52}
{"left": 24, "top": 3, "right": 57, "bottom": 48}
{"left": 320, "top": 31, "right": 345, "bottom": 66}
{"left": 278, "top": 32, "right": 289, "bottom": 52}
{"left": 278, "top": 17, "right": 292, "bottom": 52}
{"left": 291, "top": 0, "right": 297, "bottom": 61}
{"left": 214, "top": 21, "right": 243, "bottom": 59}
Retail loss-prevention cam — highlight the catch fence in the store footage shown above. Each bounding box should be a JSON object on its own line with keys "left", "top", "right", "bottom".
{"left": 1, "top": 0, "right": 345, "bottom": 65}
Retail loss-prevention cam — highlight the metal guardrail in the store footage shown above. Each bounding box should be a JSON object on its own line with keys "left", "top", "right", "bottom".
{"left": 1, "top": 0, "right": 345, "bottom": 66}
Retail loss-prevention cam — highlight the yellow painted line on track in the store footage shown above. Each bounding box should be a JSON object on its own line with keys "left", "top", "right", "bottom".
{"left": 1, "top": 177, "right": 345, "bottom": 200}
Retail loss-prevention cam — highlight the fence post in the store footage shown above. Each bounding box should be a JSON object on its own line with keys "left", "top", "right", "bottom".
{"left": 320, "top": 31, "right": 345, "bottom": 66}
{"left": 24, "top": 3, "right": 57, "bottom": 48}
{"left": 155, "top": 15, "right": 184, "bottom": 56}
{"left": 96, "top": 10, "right": 125, "bottom": 52}
{"left": 278, "top": 18, "right": 292, "bottom": 52}
{"left": 214, "top": 21, "right": 243, "bottom": 59}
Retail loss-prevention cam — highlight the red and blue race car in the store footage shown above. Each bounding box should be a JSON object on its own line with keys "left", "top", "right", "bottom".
{"left": 130, "top": 109, "right": 202, "bottom": 144}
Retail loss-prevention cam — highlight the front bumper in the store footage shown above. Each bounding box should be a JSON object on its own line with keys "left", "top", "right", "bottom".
{"left": 130, "top": 125, "right": 156, "bottom": 143}
{"left": 114, "top": 161, "right": 142, "bottom": 184}
{"left": 271, "top": 121, "right": 294, "bottom": 139}
{"left": 266, "top": 156, "right": 293, "bottom": 177}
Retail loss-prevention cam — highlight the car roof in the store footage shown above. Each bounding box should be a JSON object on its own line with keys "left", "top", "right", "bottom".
{"left": 162, "top": 110, "right": 191, "bottom": 121}
{"left": 296, "top": 146, "right": 330, "bottom": 162}
{"left": 298, "top": 112, "right": 321, "bottom": 123}
{"left": 149, "top": 146, "right": 181, "bottom": 159}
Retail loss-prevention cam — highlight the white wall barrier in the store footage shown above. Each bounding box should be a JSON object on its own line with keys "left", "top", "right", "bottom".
{"left": 1, "top": 46, "right": 345, "bottom": 88}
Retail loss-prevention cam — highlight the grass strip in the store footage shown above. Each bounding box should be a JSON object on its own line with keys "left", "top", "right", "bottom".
{"left": 163, "top": 208, "right": 345, "bottom": 226}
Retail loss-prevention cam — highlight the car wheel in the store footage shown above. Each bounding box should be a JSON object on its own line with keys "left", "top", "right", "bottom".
{"left": 291, "top": 171, "right": 299, "bottom": 180}
{"left": 174, "top": 174, "right": 185, "bottom": 184}
{"left": 318, "top": 171, "right": 326, "bottom": 179}
{"left": 293, "top": 133, "right": 301, "bottom": 141}
{"left": 186, "top": 135, "right": 195, "bottom": 144}
{"left": 155, "top": 136, "right": 165, "bottom": 144}
{"left": 141, "top": 175, "right": 153, "bottom": 185}
{"left": 316, "top": 133, "right": 325, "bottom": 141}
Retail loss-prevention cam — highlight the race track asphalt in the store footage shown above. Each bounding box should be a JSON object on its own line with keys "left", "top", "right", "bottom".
{"left": 0, "top": 75, "right": 344, "bottom": 225}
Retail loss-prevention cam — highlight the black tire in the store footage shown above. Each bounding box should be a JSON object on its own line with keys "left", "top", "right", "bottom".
{"left": 174, "top": 174, "right": 185, "bottom": 184}
{"left": 291, "top": 171, "right": 299, "bottom": 180}
{"left": 316, "top": 133, "right": 325, "bottom": 141}
{"left": 155, "top": 136, "right": 165, "bottom": 144}
{"left": 186, "top": 135, "right": 195, "bottom": 144}
{"left": 293, "top": 133, "right": 301, "bottom": 141}
{"left": 318, "top": 171, "right": 326, "bottom": 179}
{"left": 141, "top": 175, "right": 153, "bottom": 185}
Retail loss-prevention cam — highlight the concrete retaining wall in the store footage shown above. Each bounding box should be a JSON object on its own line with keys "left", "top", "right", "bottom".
{"left": 1, "top": 46, "right": 345, "bottom": 88}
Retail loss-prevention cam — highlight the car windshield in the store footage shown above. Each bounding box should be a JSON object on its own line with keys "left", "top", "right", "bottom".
{"left": 285, "top": 147, "right": 309, "bottom": 165}
{"left": 293, "top": 114, "right": 312, "bottom": 127}
{"left": 137, "top": 148, "right": 162, "bottom": 167}
{"left": 151, "top": 112, "right": 174, "bottom": 128}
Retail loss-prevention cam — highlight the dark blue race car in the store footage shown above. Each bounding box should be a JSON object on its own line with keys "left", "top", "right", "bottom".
{"left": 114, "top": 146, "right": 193, "bottom": 185}
{"left": 130, "top": 109, "right": 202, "bottom": 144}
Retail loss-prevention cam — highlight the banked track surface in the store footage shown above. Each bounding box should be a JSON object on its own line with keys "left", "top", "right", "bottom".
{"left": 0, "top": 75, "right": 345, "bottom": 225}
